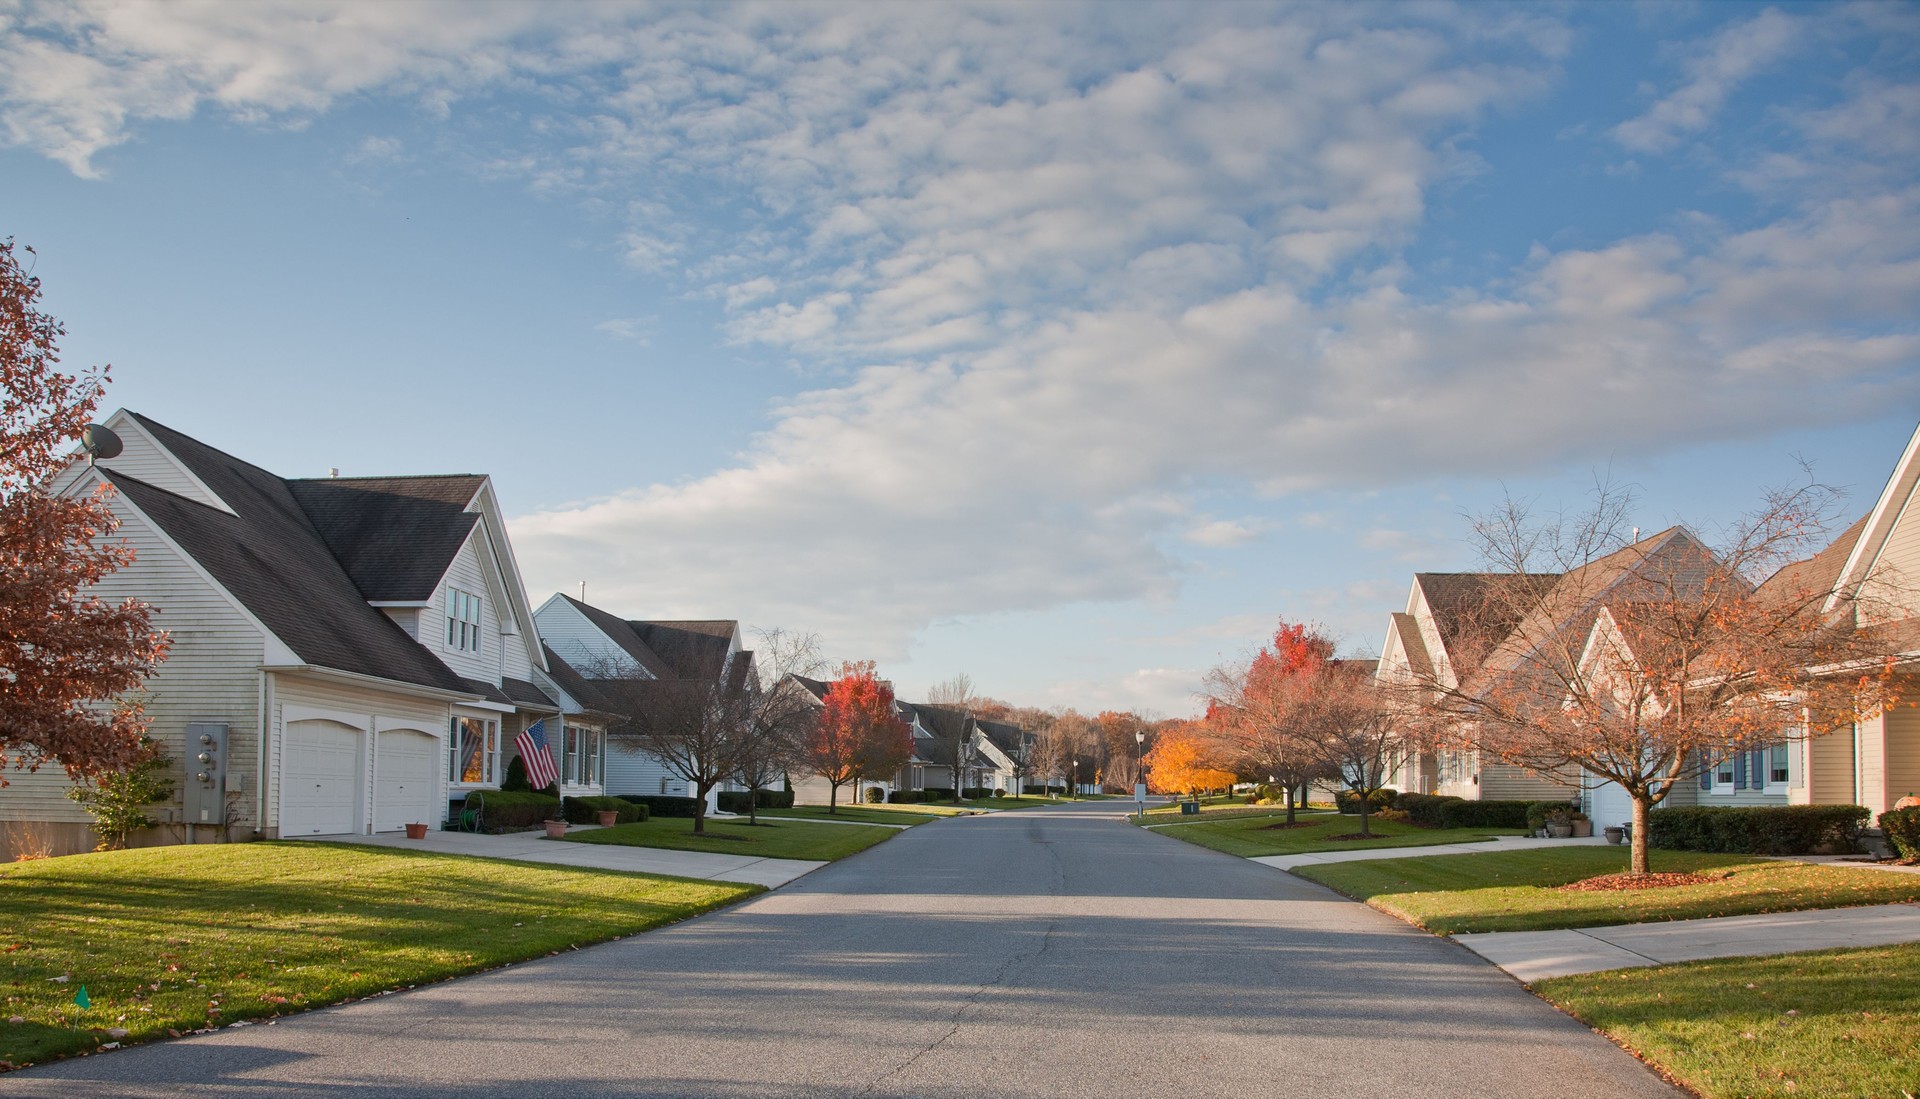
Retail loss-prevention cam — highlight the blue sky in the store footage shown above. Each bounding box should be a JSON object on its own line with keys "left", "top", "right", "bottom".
{"left": 4, "top": 1, "right": 1917, "bottom": 716}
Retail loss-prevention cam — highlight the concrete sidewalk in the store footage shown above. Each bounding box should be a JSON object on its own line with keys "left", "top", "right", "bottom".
{"left": 1251, "top": 833, "right": 1611, "bottom": 871}
{"left": 316, "top": 827, "right": 824, "bottom": 888}
{"left": 1454, "top": 903, "right": 1920, "bottom": 983}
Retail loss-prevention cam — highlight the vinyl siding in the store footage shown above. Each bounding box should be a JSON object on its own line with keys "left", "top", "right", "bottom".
{"left": 1865, "top": 480, "right": 1920, "bottom": 620}
{"left": 90, "top": 416, "right": 227, "bottom": 510}
{"left": 532, "top": 595, "right": 649, "bottom": 677}
{"left": 1887, "top": 703, "right": 1920, "bottom": 808}
{"left": 0, "top": 498, "right": 265, "bottom": 842}
{"left": 603, "top": 736, "right": 691, "bottom": 798}
{"left": 1809, "top": 726, "right": 1859, "bottom": 806}
{"left": 1481, "top": 763, "right": 1579, "bottom": 801}
{"left": 428, "top": 532, "right": 507, "bottom": 684}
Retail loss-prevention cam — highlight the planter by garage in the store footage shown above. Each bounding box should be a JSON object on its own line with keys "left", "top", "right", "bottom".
{"left": 596, "top": 809, "right": 620, "bottom": 827}
{"left": 544, "top": 819, "right": 569, "bottom": 839}
{"left": 1570, "top": 818, "right": 1593, "bottom": 838}
{"left": 1548, "top": 823, "right": 1574, "bottom": 838}
{"left": 404, "top": 822, "right": 429, "bottom": 840}
{"left": 1603, "top": 825, "right": 1624, "bottom": 845}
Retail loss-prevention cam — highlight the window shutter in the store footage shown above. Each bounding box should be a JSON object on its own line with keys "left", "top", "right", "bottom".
{"left": 1699, "top": 756, "right": 1712, "bottom": 791}
{"left": 1753, "top": 750, "right": 1770, "bottom": 788}
{"left": 1734, "top": 752, "right": 1748, "bottom": 790}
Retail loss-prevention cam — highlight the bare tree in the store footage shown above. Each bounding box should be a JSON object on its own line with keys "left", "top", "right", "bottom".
{"left": 1300, "top": 663, "right": 1402, "bottom": 837}
{"left": 594, "top": 654, "right": 756, "bottom": 836}
{"left": 926, "top": 673, "right": 975, "bottom": 707}
{"left": 734, "top": 629, "right": 827, "bottom": 824}
{"left": 1407, "top": 477, "right": 1910, "bottom": 874}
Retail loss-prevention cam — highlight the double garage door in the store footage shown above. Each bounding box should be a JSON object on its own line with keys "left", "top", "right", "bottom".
{"left": 282, "top": 719, "right": 442, "bottom": 836}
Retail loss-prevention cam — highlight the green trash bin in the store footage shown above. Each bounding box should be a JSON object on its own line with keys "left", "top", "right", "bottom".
{"left": 1180, "top": 801, "right": 1200, "bottom": 816}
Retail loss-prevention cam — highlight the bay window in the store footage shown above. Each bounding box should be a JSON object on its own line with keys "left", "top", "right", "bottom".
{"left": 449, "top": 715, "right": 498, "bottom": 784}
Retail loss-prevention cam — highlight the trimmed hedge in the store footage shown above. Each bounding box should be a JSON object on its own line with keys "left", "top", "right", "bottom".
{"left": 563, "top": 795, "right": 646, "bottom": 824}
{"left": 862, "top": 786, "right": 886, "bottom": 804}
{"left": 922, "top": 787, "right": 956, "bottom": 801}
{"left": 1335, "top": 788, "right": 1397, "bottom": 815}
{"left": 716, "top": 789, "right": 796, "bottom": 813}
{"left": 476, "top": 790, "right": 561, "bottom": 830}
{"left": 1396, "top": 792, "right": 1462, "bottom": 828}
{"left": 1648, "top": 804, "right": 1870, "bottom": 855}
{"left": 1023, "top": 785, "right": 1065, "bottom": 796}
{"left": 1881, "top": 807, "right": 1920, "bottom": 860}
{"left": 616, "top": 794, "right": 703, "bottom": 819}
{"left": 888, "top": 789, "right": 923, "bottom": 804}
{"left": 1437, "top": 798, "right": 1533, "bottom": 829}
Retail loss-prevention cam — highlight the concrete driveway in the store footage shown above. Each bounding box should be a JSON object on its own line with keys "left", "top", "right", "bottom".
{"left": 8, "top": 801, "right": 1677, "bottom": 1098}
{"left": 319, "top": 826, "right": 825, "bottom": 888}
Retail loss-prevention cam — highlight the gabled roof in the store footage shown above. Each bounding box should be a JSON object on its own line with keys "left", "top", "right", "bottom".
{"left": 104, "top": 462, "right": 472, "bottom": 696}
{"left": 632, "top": 621, "right": 735, "bottom": 679}
{"left": 284, "top": 475, "right": 484, "bottom": 602}
{"left": 974, "top": 717, "right": 1029, "bottom": 756}
{"left": 1415, "top": 572, "right": 1561, "bottom": 656}
{"left": 553, "top": 595, "right": 676, "bottom": 679}
{"left": 1830, "top": 420, "right": 1920, "bottom": 613}
{"left": 1383, "top": 611, "right": 1433, "bottom": 679}
{"left": 541, "top": 645, "right": 617, "bottom": 715}
{"left": 1757, "top": 513, "right": 1869, "bottom": 610}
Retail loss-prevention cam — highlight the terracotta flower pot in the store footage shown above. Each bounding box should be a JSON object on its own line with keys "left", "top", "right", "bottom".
{"left": 544, "top": 820, "right": 569, "bottom": 839}
{"left": 1571, "top": 819, "right": 1593, "bottom": 838}
{"left": 404, "top": 822, "right": 429, "bottom": 840}
{"left": 596, "top": 810, "right": 620, "bottom": 827}
{"left": 1548, "top": 823, "right": 1573, "bottom": 838}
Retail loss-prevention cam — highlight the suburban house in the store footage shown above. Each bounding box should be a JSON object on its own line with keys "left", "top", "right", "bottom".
{"left": 1374, "top": 571, "right": 1574, "bottom": 802}
{"left": 3, "top": 410, "right": 580, "bottom": 859}
{"left": 530, "top": 594, "right": 754, "bottom": 809}
{"left": 1780, "top": 421, "right": 1920, "bottom": 819}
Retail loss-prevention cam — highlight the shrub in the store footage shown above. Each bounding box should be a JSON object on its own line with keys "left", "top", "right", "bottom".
{"left": 1880, "top": 807, "right": 1920, "bottom": 860}
{"left": 616, "top": 795, "right": 702, "bottom": 819}
{"left": 1525, "top": 801, "right": 1575, "bottom": 831}
{"left": 1372, "top": 808, "right": 1411, "bottom": 823}
{"left": 991, "top": 789, "right": 1005, "bottom": 798}
{"left": 562, "top": 795, "right": 644, "bottom": 824}
{"left": 1436, "top": 799, "right": 1533, "bottom": 830}
{"left": 481, "top": 790, "right": 563, "bottom": 830}
{"left": 716, "top": 789, "right": 797, "bottom": 814}
{"left": 1335, "top": 788, "right": 1397, "bottom": 815}
{"left": 922, "top": 787, "right": 956, "bottom": 802}
{"left": 1648, "top": 804, "right": 1870, "bottom": 855}
{"left": 65, "top": 742, "right": 175, "bottom": 850}
{"left": 1396, "top": 792, "right": 1464, "bottom": 828}
{"left": 887, "top": 789, "right": 922, "bottom": 804}
{"left": 862, "top": 786, "right": 886, "bottom": 804}
{"left": 962, "top": 786, "right": 992, "bottom": 800}
{"left": 1023, "top": 784, "right": 1064, "bottom": 795}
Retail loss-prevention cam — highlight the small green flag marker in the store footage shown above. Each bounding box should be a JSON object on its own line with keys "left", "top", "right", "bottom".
{"left": 73, "top": 986, "right": 89, "bottom": 1010}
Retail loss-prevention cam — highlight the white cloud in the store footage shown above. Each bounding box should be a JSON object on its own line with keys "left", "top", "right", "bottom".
{"left": 1611, "top": 8, "right": 1800, "bottom": 153}
{"left": 594, "top": 316, "right": 654, "bottom": 344}
{"left": 1185, "top": 519, "right": 1262, "bottom": 548}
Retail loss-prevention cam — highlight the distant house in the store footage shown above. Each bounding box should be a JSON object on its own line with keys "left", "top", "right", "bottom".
{"left": 1374, "top": 571, "right": 1574, "bottom": 802}
{"left": 2, "top": 410, "right": 573, "bottom": 858}
{"left": 530, "top": 594, "right": 753, "bottom": 809}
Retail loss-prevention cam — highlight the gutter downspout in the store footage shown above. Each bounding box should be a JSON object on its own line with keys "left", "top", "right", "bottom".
{"left": 258, "top": 671, "right": 272, "bottom": 838}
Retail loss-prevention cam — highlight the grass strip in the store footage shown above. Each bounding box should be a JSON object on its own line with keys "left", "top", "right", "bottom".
{"left": 564, "top": 815, "right": 897, "bottom": 861}
{"left": 1294, "top": 847, "right": 1920, "bottom": 933}
{"left": 1535, "top": 944, "right": 1920, "bottom": 1099}
{"left": 0, "top": 842, "right": 756, "bottom": 1068}
{"left": 1146, "top": 813, "right": 1520, "bottom": 858}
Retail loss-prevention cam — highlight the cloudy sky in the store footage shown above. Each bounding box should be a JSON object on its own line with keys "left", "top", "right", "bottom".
{"left": 5, "top": 1, "right": 1917, "bottom": 716}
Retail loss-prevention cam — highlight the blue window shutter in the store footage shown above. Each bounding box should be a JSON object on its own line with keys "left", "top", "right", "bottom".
{"left": 1699, "top": 757, "right": 1712, "bottom": 790}
{"left": 1753, "top": 750, "right": 1770, "bottom": 787}
{"left": 1734, "top": 753, "right": 1748, "bottom": 790}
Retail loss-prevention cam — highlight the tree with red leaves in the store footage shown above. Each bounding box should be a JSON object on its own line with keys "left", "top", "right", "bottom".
{"left": 1, "top": 238, "right": 168, "bottom": 784}
{"left": 1205, "top": 619, "right": 1338, "bottom": 823}
{"left": 808, "top": 661, "right": 912, "bottom": 812}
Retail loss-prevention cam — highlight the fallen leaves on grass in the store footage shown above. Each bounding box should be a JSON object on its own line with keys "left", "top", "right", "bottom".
{"left": 1560, "top": 871, "right": 1728, "bottom": 892}
{"left": 1258, "top": 821, "right": 1319, "bottom": 831}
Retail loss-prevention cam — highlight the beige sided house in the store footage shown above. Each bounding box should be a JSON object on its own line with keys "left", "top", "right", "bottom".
{"left": 1, "top": 411, "right": 586, "bottom": 858}
{"left": 1375, "top": 572, "right": 1575, "bottom": 801}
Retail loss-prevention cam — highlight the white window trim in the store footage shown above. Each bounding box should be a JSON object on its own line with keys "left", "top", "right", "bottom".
{"left": 448, "top": 713, "right": 499, "bottom": 787}
{"left": 1709, "top": 756, "right": 1737, "bottom": 795}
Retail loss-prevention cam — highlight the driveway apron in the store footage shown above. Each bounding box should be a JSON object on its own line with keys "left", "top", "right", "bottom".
{"left": 10, "top": 802, "right": 1678, "bottom": 1098}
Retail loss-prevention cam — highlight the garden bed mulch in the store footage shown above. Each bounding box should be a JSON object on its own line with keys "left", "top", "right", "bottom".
{"left": 1559, "top": 870, "right": 1732, "bottom": 892}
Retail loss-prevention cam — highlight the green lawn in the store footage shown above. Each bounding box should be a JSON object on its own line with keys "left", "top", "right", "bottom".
{"left": 564, "top": 815, "right": 898, "bottom": 861}
{"left": 756, "top": 805, "right": 952, "bottom": 825}
{"left": 1145, "top": 813, "right": 1521, "bottom": 858}
{"left": 1294, "top": 848, "right": 1920, "bottom": 934}
{"left": 1536, "top": 944, "right": 1920, "bottom": 1099}
{"left": 0, "top": 843, "right": 755, "bottom": 1069}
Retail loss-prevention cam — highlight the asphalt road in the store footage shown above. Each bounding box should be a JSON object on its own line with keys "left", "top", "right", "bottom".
{"left": 11, "top": 802, "right": 1678, "bottom": 1098}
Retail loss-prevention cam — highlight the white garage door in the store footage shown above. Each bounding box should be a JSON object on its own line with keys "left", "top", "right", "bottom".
{"left": 1588, "top": 775, "right": 1636, "bottom": 831}
{"left": 283, "top": 719, "right": 362, "bottom": 836}
{"left": 374, "top": 729, "right": 441, "bottom": 833}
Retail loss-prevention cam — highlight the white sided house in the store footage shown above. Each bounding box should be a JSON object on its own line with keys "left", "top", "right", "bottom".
{"left": 1, "top": 411, "right": 588, "bottom": 858}
{"left": 531, "top": 595, "right": 750, "bottom": 810}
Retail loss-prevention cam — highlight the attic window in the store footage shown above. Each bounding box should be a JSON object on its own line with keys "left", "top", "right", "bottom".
{"left": 447, "top": 588, "right": 482, "bottom": 652}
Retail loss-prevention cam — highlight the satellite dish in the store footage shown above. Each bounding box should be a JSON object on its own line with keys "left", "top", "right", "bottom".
{"left": 81, "top": 424, "right": 123, "bottom": 464}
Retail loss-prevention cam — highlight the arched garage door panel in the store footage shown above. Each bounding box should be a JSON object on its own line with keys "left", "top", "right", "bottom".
{"left": 374, "top": 729, "right": 441, "bottom": 833}
{"left": 283, "top": 720, "right": 361, "bottom": 836}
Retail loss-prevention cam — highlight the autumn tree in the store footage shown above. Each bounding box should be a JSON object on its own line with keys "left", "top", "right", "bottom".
{"left": 1206, "top": 620, "right": 1338, "bottom": 823}
{"left": 1142, "top": 719, "right": 1236, "bottom": 800}
{"left": 1299, "top": 661, "right": 1401, "bottom": 837}
{"left": 1, "top": 238, "right": 168, "bottom": 784}
{"left": 595, "top": 652, "right": 758, "bottom": 835}
{"left": 1410, "top": 478, "right": 1910, "bottom": 874}
{"left": 808, "top": 661, "right": 912, "bottom": 812}
{"left": 1094, "top": 710, "right": 1150, "bottom": 791}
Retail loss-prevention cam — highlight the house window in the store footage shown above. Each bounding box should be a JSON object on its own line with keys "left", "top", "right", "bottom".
{"left": 449, "top": 716, "right": 498, "bottom": 784}
{"left": 1769, "top": 744, "right": 1790, "bottom": 787}
{"left": 1713, "top": 756, "right": 1737, "bottom": 790}
{"left": 446, "top": 588, "right": 482, "bottom": 652}
{"left": 579, "top": 727, "right": 599, "bottom": 786}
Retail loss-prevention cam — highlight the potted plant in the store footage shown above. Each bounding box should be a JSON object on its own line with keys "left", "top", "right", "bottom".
{"left": 1570, "top": 813, "right": 1593, "bottom": 838}
{"left": 1603, "top": 824, "right": 1624, "bottom": 845}
{"left": 404, "top": 822, "right": 430, "bottom": 840}
{"left": 543, "top": 818, "right": 569, "bottom": 839}
{"left": 1545, "top": 807, "right": 1573, "bottom": 838}
{"left": 595, "top": 809, "right": 620, "bottom": 827}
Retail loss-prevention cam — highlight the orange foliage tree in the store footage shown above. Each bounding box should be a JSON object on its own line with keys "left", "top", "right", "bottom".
{"left": 1143, "top": 720, "right": 1236, "bottom": 799}
{"left": 1, "top": 239, "right": 168, "bottom": 784}
{"left": 808, "top": 661, "right": 912, "bottom": 812}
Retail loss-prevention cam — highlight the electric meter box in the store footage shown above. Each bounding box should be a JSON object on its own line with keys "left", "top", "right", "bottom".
{"left": 183, "top": 723, "right": 229, "bottom": 826}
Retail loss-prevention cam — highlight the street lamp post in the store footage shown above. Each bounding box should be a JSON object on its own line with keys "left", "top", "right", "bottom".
{"left": 1135, "top": 730, "right": 1147, "bottom": 821}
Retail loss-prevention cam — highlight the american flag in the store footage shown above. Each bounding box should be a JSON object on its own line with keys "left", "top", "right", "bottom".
{"left": 516, "top": 718, "right": 559, "bottom": 790}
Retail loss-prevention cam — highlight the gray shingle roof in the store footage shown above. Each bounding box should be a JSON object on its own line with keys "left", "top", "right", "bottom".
{"left": 109, "top": 415, "right": 477, "bottom": 696}
{"left": 632, "top": 621, "right": 734, "bottom": 679}
{"left": 554, "top": 595, "right": 676, "bottom": 679}
{"left": 285, "top": 475, "right": 483, "bottom": 602}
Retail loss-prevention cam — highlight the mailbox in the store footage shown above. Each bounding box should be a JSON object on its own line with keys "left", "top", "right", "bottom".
{"left": 182, "top": 723, "right": 228, "bottom": 826}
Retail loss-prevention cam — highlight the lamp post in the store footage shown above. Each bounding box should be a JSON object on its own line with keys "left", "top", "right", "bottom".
{"left": 1135, "top": 730, "right": 1147, "bottom": 821}
{"left": 1071, "top": 758, "right": 1080, "bottom": 801}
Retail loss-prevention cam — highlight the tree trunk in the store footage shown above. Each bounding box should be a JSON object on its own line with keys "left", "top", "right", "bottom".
{"left": 1630, "top": 793, "right": 1651, "bottom": 876}
{"left": 692, "top": 782, "right": 710, "bottom": 835}
{"left": 747, "top": 786, "right": 759, "bottom": 825}
{"left": 1357, "top": 792, "right": 1371, "bottom": 837}
{"left": 828, "top": 781, "right": 840, "bottom": 814}
{"left": 1283, "top": 784, "right": 1297, "bottom": 824}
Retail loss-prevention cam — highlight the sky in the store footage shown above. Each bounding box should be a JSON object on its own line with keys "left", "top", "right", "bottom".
{"left": 4, "top": 1, "right": 1918, "bottom": 718}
